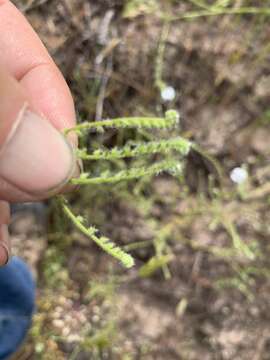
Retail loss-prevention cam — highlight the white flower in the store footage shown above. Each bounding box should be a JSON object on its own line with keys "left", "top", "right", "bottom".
{"left": 230, "top": 167, "right": 248, "bottom": 184}
{"left": 161, "top": 86, "right": 176, "bottom": 101}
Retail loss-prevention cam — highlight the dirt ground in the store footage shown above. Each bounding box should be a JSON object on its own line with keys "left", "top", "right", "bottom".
{"left": 10, "top": 1, "right": 270, "bottom": 359}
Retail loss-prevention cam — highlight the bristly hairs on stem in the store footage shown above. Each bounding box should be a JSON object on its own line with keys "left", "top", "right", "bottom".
{"left": 71, "top": 159, "right": 183, "bottom": 185}
{"left": 64, "top": 110, "right": 180, "bottom": 136}
{"left": 59, "top": 196, "right": 134, "bottom": 268}
{"left": 60, "top": 109, "right": 188, "bottom": 268}
{"left": 76, "top": 137, "right": 192, "bottom": 161}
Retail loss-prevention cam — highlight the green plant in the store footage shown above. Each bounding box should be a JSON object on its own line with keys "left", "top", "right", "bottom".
{"left": 59, "top": 110, "right": 192, "bottom": 268}
{"left": 164, "top": 5, "right": 270, "bottom": 21}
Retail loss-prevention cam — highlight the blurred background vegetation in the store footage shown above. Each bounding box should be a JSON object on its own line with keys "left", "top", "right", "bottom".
{"left": 11, "top": 0, "right": 270, "bottom": 359}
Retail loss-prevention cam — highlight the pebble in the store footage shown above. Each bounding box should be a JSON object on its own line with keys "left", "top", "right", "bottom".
{"left": 92, "top": 314, "right": 100, "bottom": 323}
{"left": 52, "top": 319, "right": 65, "bottom": 329}
{"left": 62, "top": 326, "right": 71, "bottom": 337}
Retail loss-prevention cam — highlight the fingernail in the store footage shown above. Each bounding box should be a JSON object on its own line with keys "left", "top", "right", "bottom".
{"left": 61, "top": 158, "right": 83, "bottom": 194}
{"left": 0, "top": 225, "right": 10, "bottom": 266}
{"left": 0, "top": 108, "right": 75, "bottom": 194}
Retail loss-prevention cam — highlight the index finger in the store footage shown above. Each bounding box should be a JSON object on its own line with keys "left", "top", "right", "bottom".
{"left": 0, "top": 0, "right": 76, "bottom": 132}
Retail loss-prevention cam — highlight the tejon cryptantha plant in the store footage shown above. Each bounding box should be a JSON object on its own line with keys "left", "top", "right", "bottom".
{"left": 58, "top": 110, "right": 193, "bottom": 269}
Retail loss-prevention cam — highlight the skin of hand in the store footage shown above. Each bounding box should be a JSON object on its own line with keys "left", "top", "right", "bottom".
{"left": 0, "top": 0, "right": 80, "bottom": 265}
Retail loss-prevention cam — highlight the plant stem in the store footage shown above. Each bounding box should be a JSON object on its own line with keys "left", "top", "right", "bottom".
{"left": 60, "top": 197, "right": 135, "bottom": 268}
{"left": 165, "top": 7, "right": 270, "bottom": 22}
{"left": 65, "top": 111, "right": 179, "bottom": 135}
{"left": 71, "top": 159, "right": 182, "bottom": 185}
{"left": 77, "top": 137, "right": 192, "bottom": 161}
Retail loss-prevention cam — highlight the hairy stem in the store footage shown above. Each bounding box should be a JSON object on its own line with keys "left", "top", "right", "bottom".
{"left": 60, "top": 197, "right": 135, "bottom": 268}
{"left": 71, "top": 159, "right": 183, "bottom": 185}
{"left": 77, "top": 137, "right": 192, "bottom": 161}
{"left": 65, "top": 110, "right": 179, "bottom": 135}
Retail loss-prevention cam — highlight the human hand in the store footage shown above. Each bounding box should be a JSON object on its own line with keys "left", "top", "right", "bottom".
{"left": 0, "top": 1, "right": 79, "bottom": 265}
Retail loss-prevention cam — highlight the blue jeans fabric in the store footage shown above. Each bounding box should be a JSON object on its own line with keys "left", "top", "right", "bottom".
{"left": 0, "top": 257, "right": 35, "bottom": 360}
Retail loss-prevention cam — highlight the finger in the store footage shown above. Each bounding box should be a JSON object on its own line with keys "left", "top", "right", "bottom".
{"left": 0, "top": 67, "right": 76, "bottom": 200}
{"left": 0, "top": 0, "right": 76, "bottom": 134}
{"left": 0, "top": 201, "right": 10, "bottom": 266}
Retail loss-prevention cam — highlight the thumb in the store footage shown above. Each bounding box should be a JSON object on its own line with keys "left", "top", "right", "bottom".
{"left": 0, "top": 67, "right": 75, "bottom": 200}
